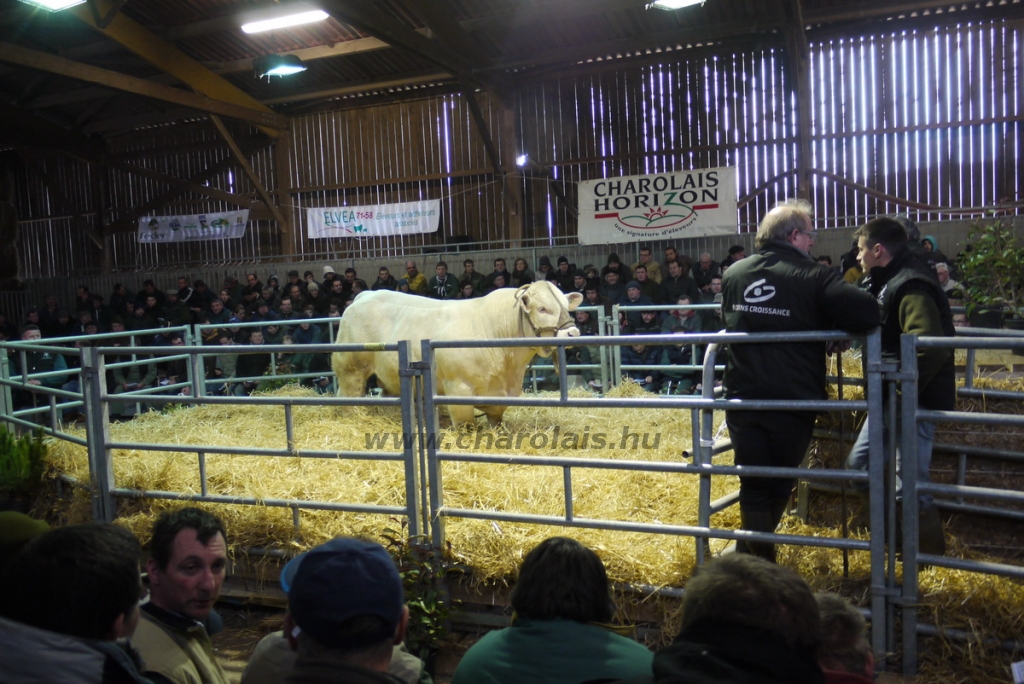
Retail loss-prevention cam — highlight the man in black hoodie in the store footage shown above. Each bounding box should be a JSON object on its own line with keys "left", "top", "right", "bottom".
{"left": 845, "top": 216, "right": 953, "bottom": 556}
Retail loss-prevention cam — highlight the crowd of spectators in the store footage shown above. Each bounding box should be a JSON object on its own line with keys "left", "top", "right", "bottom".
{"left": 0, "top": 508, "right": 884, "bottom": 684}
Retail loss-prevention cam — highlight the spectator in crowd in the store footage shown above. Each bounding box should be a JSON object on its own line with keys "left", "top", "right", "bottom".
{"left": 490, "top": 272, "right": 510, "bottom": 291}
{"left": 396, "top": 279, "right": 411, "bottom": 294}
{"left": 584, "top": 278, "right": 613, "bottom": 317}
{"left": 343, "top": 268, "right": 358, "bottom": 286}
{"left": 306, "top": 282, "right": 329, "bottom": 314}
{"left": 620, "top": 328, "right": 662, "bottom": 392}
{"left": 233, "top": 328, "right": 271, "bottom": 396}
{"left": 458, "top": 259, "right": 485, "bottom": 294}
{"left": 618, "top": 554, "right": 824, "bottom": 684}
{"left": 663, "top": 245, "right": 679, "bottom": 266}
{"left": 404, "top": 261, "right": 428, "bottom": 295}
{"left": 451, "top": 537, "right": 652, "bottom": 684}
{"left": 351, "top": 279, "right": 369, "bottom": 296}
{"left": 722, "top": 199, "right": 878, "bottom": 562}
{"left": 600, "top": 270, "right": 625, "bottom": 304}
{"left": 244, "top": 273, "right": 264, "bottom": 299}
{"left": 286, "top": 270, "right": 302, "bottom": 291}
{"left": 38, "top": 293, "right": 62, "bottom": 337}
{"left": 428, "top": 262, "right": 458, "bottom": 300}
{"left": 660, "top": 295, "right": 704, "bottom": 395}
{"left": 74, "top": 284, "right": 92, "bottom": 313}
{"left": 110, "top": 282, "right": 135, "bottom": 314}
{"left": 136, "top": 280, "right": 166, "bottom": 309}
{"left": 920, "top": 235, "right": 948, "bottom": 270}
{"left": 935, "top": 262, "right": 960, "bottom": 295}
{"left": 816, "top": 255, "right": 839, "bottom": 275}
{"left": 372, "top": 267, "right": 398, "bottom": 291}
{"left": 134, "top": 507, "right": 231, "bottom": 684}
{"left": 510, "top": 257, "right": 535, "bottom": 287}
{"left": 161, "top": 289, "right": 191, "bottom": 328}
{"left": 816, "top": 593, "right": 874, "bottom": 684}
{"left": 633, "top": 245, "right": 662, "bottom": 283}
{"left": 457, "top": 282, "right": 479, "bottom": 299}
{"left": 110, "top": 345, "right": 157, "bottom": 420}
{"left": 266, "top": 274, "right": 281, "bottom": 296}
{"left": 327, "top": 278, "right": 350, "bottom": 309}
{"left": 553, "top": 256, "right": 575, "bottom": 292}
{"left": 10, "top": 325, "right": 68, "bottom": 414}
{"left": 632, "top": 264, "right": 663, "bottom": 303}
{"left": 952, "top": 312, "right": 969, "bottom": 328}
{"left": 692, "top": 252, "right": 721, "bottom": 292}
{"left": 240, "top": 537, "right": 428, "bottom": 684}
{"left": 720, "top": 244, "right": 746, "bottom": 270}
{"left": 700, "top": 275, "right": 724, "bottom": 329}
{"left": 568, "top": 269, "right": 588, "bottom": 296}
{"left": 218, "top": 288, "right": 236, "bottom": 312}
{"left": 601, "top": 253, "right": 632, "bottom": 283}
{"left": 485, "top": 258, "right": 511, "bottom": 293}
{"left": 304, "top": 271, "right": 321, "bottom": 292}
{"left": 620, "top": 280, "right": 654, "bottom": 326}
{"left": 0, "top": 522, "right": 151, "bottom": 684}
{"left": 569, "top": 308, "right": 603, "bottom": 391}
{"left": 846, "top": 217, "right": 952, "bottom": 556}
{"left": 661, "top": 258, "right": 701, "bottom": 305}
{"left": 535, "top": 255, "right": 554, "bottom": 281}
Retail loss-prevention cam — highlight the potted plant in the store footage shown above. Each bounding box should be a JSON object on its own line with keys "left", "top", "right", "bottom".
{"left": 0, "top": 427, "right": 47, "bottom": 512}
{"left": 955, "top": 218, "right": 1024, "bottom": 329}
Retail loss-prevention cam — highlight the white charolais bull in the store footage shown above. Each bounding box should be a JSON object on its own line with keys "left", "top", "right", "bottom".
{"left": 332, "top": 281, "right": 583, "bottom": 425}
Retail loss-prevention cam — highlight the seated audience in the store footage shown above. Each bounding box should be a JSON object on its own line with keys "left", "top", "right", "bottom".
{"left": 458, "top": 259, "right": 485, "bottom": 294}
{"left": 240, "top": 537, "right": 427, "bottom": 684}
{"left": 632, "top": 246, "right": 662, "bottom": 284}
{"left": 451, "top": 536, "right": 652, "bottom": 684}
{"left": 134, "top": 507, "right": 231, "bottom": 684}
{"left": 613, "top": 554, "right": 824, "bottom": 684}
{"left": 510, "top": 258, "right": 535, "bottom": 287}
{"left": 816, "top": 593, "right": 874, "bottom": 684}
{"left": 0, "top": 522, "right": 150, "bottom": 684}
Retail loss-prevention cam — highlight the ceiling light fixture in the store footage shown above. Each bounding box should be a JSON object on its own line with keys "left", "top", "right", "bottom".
{"left": 241, "top": 4, "right": 329, "bottom": 34}
{"left": 649, "top": 0, "right": 705, "bottom": 9}
{"left": 255, "top": 54, "right": 308, "bottom": 78}
{"left": 17, "top": 0, "right": 86, "bottom": 10}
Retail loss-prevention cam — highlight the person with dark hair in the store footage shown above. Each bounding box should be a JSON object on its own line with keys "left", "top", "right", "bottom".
{"left": 720, "top": 244, "right": 746, "bottom": 270}
{"left": 632, "top": 246, "right": 662, "bottom": 284}
{"left": 722, "top": 199, "right": 879, "bottom": 562}
{"left": 427, "top": 262, "right": 458, "bottom": 300}
{"left": 509, "top": 257, "right": 535, "bottom": 288}
{"left": 601, "top": 253, "right": 632, "bottom": 283}
{"left": 845, "top": 217, "right": 953, "bottom": 556}
{"left": 816, "top": 593, "right": 874, "bottom": 683}
{"left": 133, "top": 507, "right": 230, "bottom": 684}
{"left": 372, "top": 267, "right": 398, "bottom": 292}
{"left": 0, "top": 522, "right": 151, "bottom": 683}
{"left": 458, "top": 259, "right": 485, "bottom": 294}
{"left": 615, "top": 554, "right": 824, "bottom": 684}
{"left": 240, "top": 537, "right": 429, "bottom": 684}
{"left": 10, "top": 324, "right": 69, "bottom": 414}
{"left": 450, "top": 536, "right": 652, "bottom": 684}
{"left": 661, "top": 259, "right": 701, "bottom": 306}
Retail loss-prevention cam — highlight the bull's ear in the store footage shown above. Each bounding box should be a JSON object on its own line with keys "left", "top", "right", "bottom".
{"left": 518, "top": 292, "right": 531, "bottom": 313}
{"left": 566, "top": 292, "right": 584, "bottom": 311}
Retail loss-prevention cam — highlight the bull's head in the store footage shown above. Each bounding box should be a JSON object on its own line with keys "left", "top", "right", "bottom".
{"left": 516, "top": 282, "right": 583, "bottom": 357}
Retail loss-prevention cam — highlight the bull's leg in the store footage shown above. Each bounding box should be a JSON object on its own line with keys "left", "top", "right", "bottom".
{"left": 447, "top": 404, "right": 478, "bottom": 427}
{"left": 332, "top": 352, "right": 372, "bottom": 397}
{"left": 481, "top": 406, "right": 506, "bottom": 428}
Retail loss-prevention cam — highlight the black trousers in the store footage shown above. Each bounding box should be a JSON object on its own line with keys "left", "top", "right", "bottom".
{"left": 725, "top": 410, "right": 816, "bottom": 512}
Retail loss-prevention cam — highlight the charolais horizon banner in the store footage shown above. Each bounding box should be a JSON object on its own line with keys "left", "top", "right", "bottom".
{"left": 577, "top": 167, "right": 737, "bottom": 245}
{"left": 306, "top": 199, "right": 441, "bottom": 238}
{"left": 137, "top": 210, "right": 249, "bottom": 242}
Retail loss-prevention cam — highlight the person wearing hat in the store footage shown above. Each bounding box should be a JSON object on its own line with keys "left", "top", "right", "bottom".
{"left": 240, "top": 538, "right": 430, "bottom": 684}
{"left": 287, "top": 270, "right": 302, "bottom": 288}
{"left": 161, "top": 289, "right": 192, "bottom": 327}
{"left": 396, "top": 278, "right": 411, "bottom": 294}
{"left": 600, "top": 252, "right": 631, "bottom": 283}
{"left": 305, "top": 281, "right": 329, "bottom": 315}
{"left": 554, "top": 256, "right": 576, "bottom": 293}
{"left": 583, "top": 278, "right": 613, "bottom": 317}
{"left": 535, "top": 255, "right": 554, "bottom": 281}
{"left": 322, "top": 264, "right": 336, "bottom": 278}
{"left": 620, "top": 280, "right": 655, "bottom": 327}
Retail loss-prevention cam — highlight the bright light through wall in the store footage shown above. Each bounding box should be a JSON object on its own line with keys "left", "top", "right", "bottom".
{"left": 516, "top": 154, "right": 529, "bottom": 167}
{"left": 242, "top": 8, "right": 329, "bottom": 34}
{"left": 18, "top": 0, "right": 86, "bottom": 10}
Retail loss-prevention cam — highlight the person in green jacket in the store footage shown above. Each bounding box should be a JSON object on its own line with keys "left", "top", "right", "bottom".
{"left": 451, "top": 537, "right": 653, "bottom": 684}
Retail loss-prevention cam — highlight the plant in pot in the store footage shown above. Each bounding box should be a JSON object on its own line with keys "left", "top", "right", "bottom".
{"left": 0, "top": 427, "right": 47, "bottom": 512}
{"left": 955, "top": 218, "right": 1024, "bottom": 330}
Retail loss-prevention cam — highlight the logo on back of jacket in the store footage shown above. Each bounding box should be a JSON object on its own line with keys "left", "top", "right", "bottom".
{"left": 732, "top": 279, "right": 791, "bottom": 316}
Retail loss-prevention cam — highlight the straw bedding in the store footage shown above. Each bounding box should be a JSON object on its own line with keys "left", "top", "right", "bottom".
{"left": 40, "top": 359, "right": 1023, "bottom": 683}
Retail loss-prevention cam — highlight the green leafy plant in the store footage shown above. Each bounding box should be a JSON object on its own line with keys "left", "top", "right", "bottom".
{"left": 956, "top": 218, "right": 1024, "bottom": 317}
{"left": 0, "top": 427, "right": 46, "bottom": 497}
{"left": 382, "top": 521, "right": 454, "bottom": 662}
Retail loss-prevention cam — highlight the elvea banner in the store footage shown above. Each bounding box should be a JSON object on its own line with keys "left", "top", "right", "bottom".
{"left": 307, "top": 199, "right": 441, "bottom": 238}
{"left": 577, "top": 167, "right": 737, "bottom": 245}
{"left": 137, "top": 210, "right": 249, "bottom": 242}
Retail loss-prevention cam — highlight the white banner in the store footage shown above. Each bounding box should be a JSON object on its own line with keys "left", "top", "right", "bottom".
{"left": 307, "top": 200, "right": 441, "bottom": 238}
{"left": 138, "top": 210, "right": 249, "bottom": 243}
{"left": 577, "top": 167, "right": 737, "bottom": 245}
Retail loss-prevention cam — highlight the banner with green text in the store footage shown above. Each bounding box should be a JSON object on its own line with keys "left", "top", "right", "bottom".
{"left": 577, "top": 167, "right": 737, "bottom": 245}
{"left": 306, "top": 200, "right": 441, "bottom": 238}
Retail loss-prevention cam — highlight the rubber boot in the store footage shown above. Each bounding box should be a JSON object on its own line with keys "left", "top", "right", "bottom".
{"left": 737, "top": 507, "right": 777, "bottom": 563}
{"left": 918, "top": 502, "right": 946, "bottom": 556}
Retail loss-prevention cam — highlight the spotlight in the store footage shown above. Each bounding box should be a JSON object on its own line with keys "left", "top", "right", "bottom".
{"left": 516, "top": 154, "right": 529, "bottom": 167}
{"left": 650, "top": 0, "right": 704, "bottom": 9}
{"left": 17, "top": 0, "right": 86, "bottom": 10}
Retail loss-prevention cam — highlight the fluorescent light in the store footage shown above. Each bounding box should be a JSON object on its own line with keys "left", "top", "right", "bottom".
{"left": 242, "top": 8, "right": 329, "bottom": 34}
{"left": 650, "top": 0, "right": 704, "bottom": 9}
{"left": 18, "top": 0, "right": 86, "bottom": 10}
{"left": 255, "top": 54, "right": 308, "bottom": 77}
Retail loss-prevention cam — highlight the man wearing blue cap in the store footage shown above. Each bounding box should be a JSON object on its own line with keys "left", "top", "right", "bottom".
{"left": 240, "top": 537, "right": 430, "bottom": 684}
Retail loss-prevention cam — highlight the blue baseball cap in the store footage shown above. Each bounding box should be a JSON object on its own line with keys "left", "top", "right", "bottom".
{"left": 281, "top": 538, "right": 404, "bottom": 648}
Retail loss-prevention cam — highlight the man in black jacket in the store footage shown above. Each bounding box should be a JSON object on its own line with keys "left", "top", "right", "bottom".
{"left": 845, "top": 217, "right": 953, "bottom": 556}
{"left": 722, "top": 199, "right": 879, "bottom": 561}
